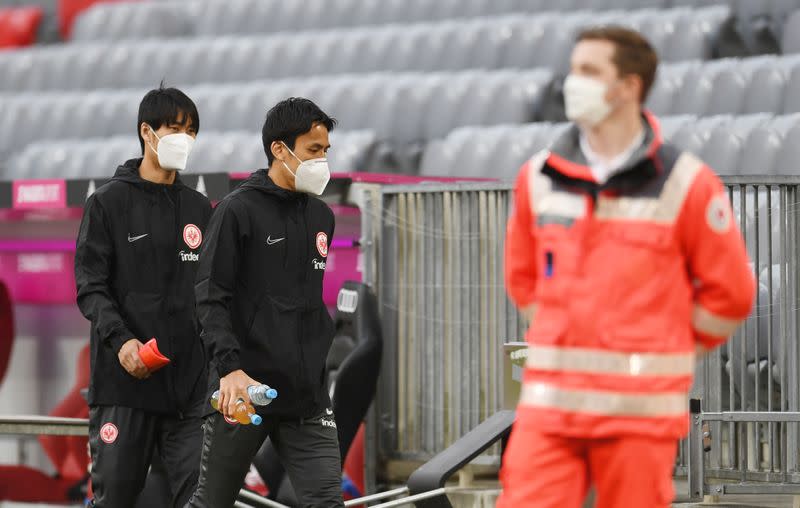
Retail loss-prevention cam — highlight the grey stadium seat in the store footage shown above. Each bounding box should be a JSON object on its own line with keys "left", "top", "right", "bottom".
{"left": 699, "top": 114, "right": 772, "bottom": 176}
{"left": 741, "top": 56, "right": 798, "bottom": 115}
{"left": 737, "top": 114, "right": 800, "bottom": 175}
{"left": 646, "top": 61, "right": 703, "bottom": 116}
{"left": 419, "top": 113, "right": 800, "bottom": 180}
{"left": 3, "top": 130, "right": 378, "bottom": 181}
{"left": 650, "top": 56, "right": 786, "bottom": 117}
{"left": 0, "top": 6, "right": 730, "bottom": 93}
{"left": 782, "top": 10, "right": 800, "bottom": 54}
{"left": 0, "top": 69, "right": 552, "bottom": 158}
{"left": 187, "top": 0, "right": 672, "bottom": 38}
{"left": 772, "top": 122, "right": 800, "bottom": 176}
{"left": 669, "top": 115, "right": 734, "bottom": 160}
{"left": 658, "top": 115, "right": 697, "bottom": 141}
{"left": 70, "top": 2, "right": 194, "bottom": 42}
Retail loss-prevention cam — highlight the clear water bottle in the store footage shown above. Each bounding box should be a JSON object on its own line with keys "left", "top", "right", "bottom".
{"left": 210, "top": 391, "right": 262, "bottom": 425}
{"left": 248, "top": 384, "right": 278, "bottom": 406}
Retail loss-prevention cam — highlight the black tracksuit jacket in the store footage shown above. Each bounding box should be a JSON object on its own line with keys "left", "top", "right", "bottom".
{"left": 195, "top": 169, "right": 336, "bottom": 418}
{"left": 75, "top": 159, "right": 212, "bottom": 414}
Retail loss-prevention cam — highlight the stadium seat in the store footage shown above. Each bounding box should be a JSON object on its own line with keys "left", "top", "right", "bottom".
{"left": 742, "top": 57, "right": 793, "bottom": 115}
{"left": 419, "top": 122, "right": 568, "bottom": 180}
{"left": 4, "top": 130, "right": 380, "bottom": 180}
{"left": 772, "top": 122, "right": 800, "bottom": 176}
{"left": 781, "top": 10, "right": 800, "bottom": 54}
{"left": 0, "top": 7, "right": 43, "bottom": 49}
{"left": 657, "top": 115, "right": 696, "bottom": 141}
{"left": 0, "top": 7, "right": 729, "bottom": 93}
{"left": 661, "top": 115, "right": 733, "bottom": 159}
{"left": 64, "top": 0, "right": 676, "bottom": 40}
{"left": 700, "top": 114, "right": 772, "bottom": 175}
{"left": 0, "top": 69, "right": 552, "bottom": 159}
{"left": 71, "top": 2, "right": 194, "bottom": 42}
{"left": 648, "top": 56, "right": 784, "bottom": 116}
{"left": 646, "top": 61, "right": 701, "bottom": 116}
{"left": 736, "top": 114, "right": 800, "bottom": 175}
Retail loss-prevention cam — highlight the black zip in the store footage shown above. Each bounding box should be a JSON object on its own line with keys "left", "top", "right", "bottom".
{"left": 162, "top": 186, "right": 182, "bottom": 417}
{"left": 298, "top": 197, "right": 310, "bottom": 399}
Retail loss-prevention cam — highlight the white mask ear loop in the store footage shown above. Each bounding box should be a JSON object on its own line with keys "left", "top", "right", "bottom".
{"left": 147, "top": 126, "right": 161, "bottom": 156}
{"left": 280, "top": 142, "right": 303, "bottom": 176}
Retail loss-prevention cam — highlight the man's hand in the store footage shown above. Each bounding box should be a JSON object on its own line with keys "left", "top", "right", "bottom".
{"left": 118, "top": 339, "right": 150, "bottom": 379}
{"left": 219, "top": 370, "right": 259, "bottom": 419}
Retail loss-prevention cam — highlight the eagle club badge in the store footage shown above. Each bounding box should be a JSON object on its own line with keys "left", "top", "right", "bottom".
{"left": 100, "top": 422, "right": 118, "bottom": 444}
{"left": 316, "top": 232, "right": 328, "bottom": 258}
{"left": 183, "top": 224, "right": 202, "bottom": 249}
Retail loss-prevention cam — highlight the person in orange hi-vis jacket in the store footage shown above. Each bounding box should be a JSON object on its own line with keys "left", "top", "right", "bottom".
{"left": 498, "top": 26, "right": 755, "bottom": 508}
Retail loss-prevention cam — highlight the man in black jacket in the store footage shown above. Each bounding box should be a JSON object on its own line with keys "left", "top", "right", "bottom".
{"left": 188, "top": 98, "right": 343, "bottom": 507}
{"left": 75, "top": 86, "right": 212, "bottom": 508}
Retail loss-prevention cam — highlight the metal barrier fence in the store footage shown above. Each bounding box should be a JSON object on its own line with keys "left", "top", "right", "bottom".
{"left": 358, "top": 182, "right": 525, "bottom": 482}
{"left": 4, "top": 177, "right": 800, "bottom": 502}
{"left": 677, "top": 176, "right": 800, "bottom": 500}
{"left": 360, "top": 176, "right": 800, "bottom": 500}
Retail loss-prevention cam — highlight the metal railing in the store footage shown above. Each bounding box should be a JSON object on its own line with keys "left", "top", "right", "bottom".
{"left": 5, "top": 176, "right": 800, "bottom": 503}
{"left": 678, "top": 176, "right": 800, "bottom": 500}
{"left": 358, "top": 176, "right": 800, "bottom": 500}
{"left": 359, "top": 182, "right": 524, "bottom": 476}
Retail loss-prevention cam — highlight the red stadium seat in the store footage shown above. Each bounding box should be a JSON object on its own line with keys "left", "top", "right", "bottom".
{"left": 0, "top": 344, "right": 90, "bottom": 502}
{"left": 0, "top": 7, "right": 43, "bottom": 49}
{"left": 39, "top": 342, "right": 91, "bottom": 481}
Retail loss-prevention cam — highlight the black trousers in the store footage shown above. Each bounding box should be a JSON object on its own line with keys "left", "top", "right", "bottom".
{"left": 89, "top": 404, "right": 203, "bottom": 508}
{"left": 186, "top": 409, "right": 344, "bottom": 508}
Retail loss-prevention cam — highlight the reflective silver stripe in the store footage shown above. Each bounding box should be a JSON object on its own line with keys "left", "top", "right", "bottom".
{"left": 693, "top": 304, "right": 742, "bottom": 338}
{"left": 525, "top": 345, "right": 695, "bottom": 377}
{"left": 595, "top": 152, "right": 703, "bottom": 223}
{"left": 519, "top": 382, "right": 688, "bottom": 417}
{"left": 526, "top": 150, "right": 549, "bottom": 213}
{"left": 527, "top": 151, "right": 588, "bottom": 220}
{"left": 536, "top": 192, "right": 587, "bottom": 219}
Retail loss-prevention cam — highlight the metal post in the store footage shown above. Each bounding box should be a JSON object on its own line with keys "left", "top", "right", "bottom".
{"left": 688, "top": 399, "right": 705, "bottom": 501}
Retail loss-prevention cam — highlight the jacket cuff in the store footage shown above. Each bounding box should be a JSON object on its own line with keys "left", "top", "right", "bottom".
{"left": 694, "top": 330, "right": 727, "bottom": 351}
{"left": 216, "top": 352, "right": 241, "bottom": 378}
{"left": 106, "top": 327, "right": 134, "bottom": 354}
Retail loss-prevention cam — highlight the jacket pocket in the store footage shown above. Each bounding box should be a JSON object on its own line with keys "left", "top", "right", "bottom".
{"left": 534, "top": 225, "right": 579, "bottom": 303}
{"left": 303, "top": 308, "right": 335, "bottom": 390}
{"left": 243, "top": 295, "right": 302, "bottom": 400}
{"left": 598, "top": 226, "right": 680, "bottom": 350}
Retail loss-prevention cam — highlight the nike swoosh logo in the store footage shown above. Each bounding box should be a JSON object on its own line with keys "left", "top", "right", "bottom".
{"left": 128, "top": 233, "right": 148, "bottom": 243}
{"left": 266, "top": 236, "right": 285, "bottom": 245}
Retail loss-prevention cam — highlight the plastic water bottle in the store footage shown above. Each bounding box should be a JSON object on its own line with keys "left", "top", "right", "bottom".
{"left": 248, "top": 384, "right": 278, "bottom": 406}
{"left": 210, "top": 391, "right": 262, "bottom": 425}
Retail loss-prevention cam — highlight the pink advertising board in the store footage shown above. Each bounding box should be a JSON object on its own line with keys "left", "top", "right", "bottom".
{"left": 12, "top": 180, "right": 66, "bottom": 210}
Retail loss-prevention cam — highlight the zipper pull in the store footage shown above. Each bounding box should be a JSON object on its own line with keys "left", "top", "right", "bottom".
{"left": 544, "top": 251, "right": 554, "bottom": 279}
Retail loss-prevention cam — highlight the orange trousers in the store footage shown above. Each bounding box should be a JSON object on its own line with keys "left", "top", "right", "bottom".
{"left": 497, "top": 421, "right": 678, "bottom": 508}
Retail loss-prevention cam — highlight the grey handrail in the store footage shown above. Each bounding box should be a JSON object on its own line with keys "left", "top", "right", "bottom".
{"left": 237, "top": 489, "right": 291, "bottom": 508}
{"left": 0, "top": 416, "right": 89, "bottom": 436}
{"left": 344, "top": 486, "right": 410, "bottom": 506}
{"left": 370, "top": 488, "right": 449, "bottom": 508}
{"left": 0, "top": 417, "right": 281, "bottom": 508}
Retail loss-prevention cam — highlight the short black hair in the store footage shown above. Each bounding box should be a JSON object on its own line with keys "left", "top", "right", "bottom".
{"left": 137, "top": 84, "right": 200, "bottom": 153}
{"left": 262, "top": 97, "right": 337, "bottom": 165}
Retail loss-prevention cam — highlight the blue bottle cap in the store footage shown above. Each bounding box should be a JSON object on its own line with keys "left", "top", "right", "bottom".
{"left": 251, "top": 414, "right": 263, "bottom": 426}
{"left": 266, "top": 388, "right": 278, "bottom": 399}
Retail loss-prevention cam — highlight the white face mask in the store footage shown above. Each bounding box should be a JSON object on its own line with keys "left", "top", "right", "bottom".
{"left": 147, "top": 126, "right": 195, "bottom": 171}
{"left": 564, "top": 74, "right": 616, "bottom": 128}
{"left": 281, "top": 143, "right": 331, "bottom": 196}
